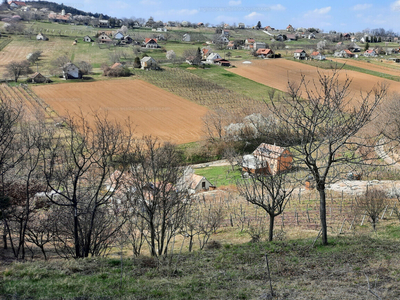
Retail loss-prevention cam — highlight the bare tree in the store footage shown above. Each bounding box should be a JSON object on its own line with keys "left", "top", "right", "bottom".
{"left": 4, "top": 61, "right": 32, "bottom": 82}
{"left": 237, "top": 163, "right": 294, "bottom": 241}
{"left": 49, "top": 55, "right": 71, "bottom": 77}
{"left": 0, "top": 97, "right": 25, "bottom": 249}
{"left": 126, "top": 137, "right": 190, "bottom": 257}
{"left": 42, "top": 113, "right": 133, "bottom": 258}
{"left": 182, "top": 48, "right": 202, "bottom": 65}
{"left": 2, "top": 115, "right": 48, "bottom": 259}
{"left": 27, "top": 51, "right": 42, "bottom": 64}
{"left": 76, "top": 61, "right": 93, "bottom": 75}
{"left": 356, "top": 188, "right": 387, "bottom": 231}
{"left": 269, "top": 68, "right": 387, "bottom": 245}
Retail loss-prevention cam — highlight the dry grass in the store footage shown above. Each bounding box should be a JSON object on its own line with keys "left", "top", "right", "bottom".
{"left": 1, "top": 187, "right": 400, "bottom": 299}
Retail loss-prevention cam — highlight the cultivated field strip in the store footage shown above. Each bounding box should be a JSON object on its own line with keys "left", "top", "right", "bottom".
{"left": 0, "top": 84, "right": 61, "bottom": 122}
{"left": 139, "top": 68, "right": 265, "bottom": 117}
{"left": 229, "top": 59, "right": 400, "bottom": 103}
{"left": 32, "top": 79, "right": 210, "bottom": 144}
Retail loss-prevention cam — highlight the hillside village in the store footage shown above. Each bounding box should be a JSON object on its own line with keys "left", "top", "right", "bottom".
{"left": 0, "top": 0, "right": 400, "bottom": 80}
{"left": 1, "top": 1, "right": 400, "bottom": 300}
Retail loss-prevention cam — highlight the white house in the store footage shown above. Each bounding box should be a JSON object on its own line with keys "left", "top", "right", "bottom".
{"left": 206, "top": 53, "right": 222, "bottom": 64}
{"left": 293, "top": 49, "right": 306, "bottom": 60}
{"left": 36, "top": 33, "right": 49, "bottom": 41}
{"left": 179, "top": 167, "right": 214, "bottom": 194}
{"left": 83, "top": 35, "right": 93, "bottom": 42}
{"left": 182, "top": 33, "right": 191, "bottom": 42}
{"left": 141, "top": 56, "right": 158, "bottom": 70}
{"left": 311, "top": 51, "right": 326, "bottom": 60}
{"left": 364, "top": 49, "right": 377, "bottom": 57}
{"left": 114, "top": 32, "right": 124, "bottom": 40}
{"left": 62, "top": 62, "right": 82, "bottom": 79}
{"left": 216, "top": 35, "right": 229, "bottom": 44}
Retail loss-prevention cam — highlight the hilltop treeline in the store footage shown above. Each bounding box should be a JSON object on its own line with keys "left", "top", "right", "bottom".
{"left": 25, "top": 0, "right": 111, "bottom": 19}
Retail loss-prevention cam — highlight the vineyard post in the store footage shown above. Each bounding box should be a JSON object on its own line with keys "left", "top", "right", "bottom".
{"left": 349, "top": 216, "right": 356, "bottom": 231}
{"left": 339, "top": 218, "right": 346, "bottom": 234}
{"left": 361, "top": 212, "right": 367, "bottom": 226}
{"left": 381, "top": 205, "right": 389, "bottom": 219}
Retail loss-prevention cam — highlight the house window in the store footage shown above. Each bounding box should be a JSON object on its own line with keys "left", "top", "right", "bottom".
{"left": 202, "top": 181, "right": 206, "bottom": 189}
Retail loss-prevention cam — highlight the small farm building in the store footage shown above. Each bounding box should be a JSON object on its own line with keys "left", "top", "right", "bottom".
{"left": 242, "top": 143, "right": 292, "bottom": 175}
{"left": 62, "top": 62, "right": 82, "bottom": 79}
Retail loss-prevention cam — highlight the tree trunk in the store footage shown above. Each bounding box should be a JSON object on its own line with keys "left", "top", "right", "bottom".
{"left": 268, "top": 214, "right": 274, "bottom": 242}
{"left": 149, "top": 221, "right": 157, "bottom": 257}
{"left": 188, "top": 236, "right": 193, "bottom": 252}
{"left": 318, "top": 188, "right": 328, "bottom": 245}
{"left": 73, "top": 205, "right": 81, "bottom": 258}
{"left": 3, "top": 221, "right": 7, "bottom": 249}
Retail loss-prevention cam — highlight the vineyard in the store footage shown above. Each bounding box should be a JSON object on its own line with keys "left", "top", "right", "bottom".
{"left": 0, "top": 83, "right": 61, "bottom": 122}
{"left": 0, "top": 38, "right": 12, "bottom": 52}
{"left": 200, "top": 185, "right": 398, "bottom": 244}
{"left": 138, "top": 68, "right": 267, "bottom": 117}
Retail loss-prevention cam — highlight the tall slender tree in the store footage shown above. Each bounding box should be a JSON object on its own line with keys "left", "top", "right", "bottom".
{"left": 269, "top": 69, "right": 387, "bottom": 245}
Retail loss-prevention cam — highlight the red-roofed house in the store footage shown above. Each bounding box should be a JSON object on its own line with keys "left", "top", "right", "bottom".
{"left": 311, "top": 51, "right": 326, "bottom": 60}
{"left": 8, "top": 1, "right": 26, "bottom": 8}
{"left": 256, "top": 48, "right": 274, "bottom": 58}
{"left": 334, "top": 49, "right": 354, "bottom": 58}
{"left": 227, "top": 41, "right": 236, "bottom": 50}
{"left": 344, "top": 49, "right": 354, "bottom": 57}
{"left": 244, "top": 38, "right": 255, "bottom": 49}
{"left": 364, "top": 49, "right": 377, "bottom": 57}
{"left": 214, "top": 58, "right": 231, "bottom": 66}
{"left": 201, "top": 47, "right": 211, "bottom": 59}
{"left": 293, "top": 49, "right": 306, "bottom": 60}
{"left": 144, "top": 38, "right": 160, "bottom": 48}
{"left": 286, "top": 24, "right": 294, "bottom": 32}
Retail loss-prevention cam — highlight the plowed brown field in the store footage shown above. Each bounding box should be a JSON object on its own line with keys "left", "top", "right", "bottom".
{"left": 331, "top": 58, "right": 400, "bottom": 76}
{"left": 229, "top": 59, "right": 400, "bottom": 103}
{"left": 32, "top": 79, "right": 209, "bottom": 144}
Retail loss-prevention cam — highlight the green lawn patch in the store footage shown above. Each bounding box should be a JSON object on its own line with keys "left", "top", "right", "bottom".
{"left": 194, "top": 165, "right": 241, "bottom": 187}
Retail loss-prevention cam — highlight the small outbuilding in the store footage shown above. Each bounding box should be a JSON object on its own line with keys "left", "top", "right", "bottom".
{"left": 140, "top": 56, "right": 158, "bottom": 70}
{"left": 242, "top": 143, "right": 292, "bottom": 175}
{"left": 27, "top": 72, "right": 50, "bottom": 83}
{"left": 83, "top": 35, "right": 94, "bottom": 42}
{"left": 62, "top": 62, "right": 82, "bottom": 79}
{"left": 36, "top": 33, "right": 49, "bottom": 41}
